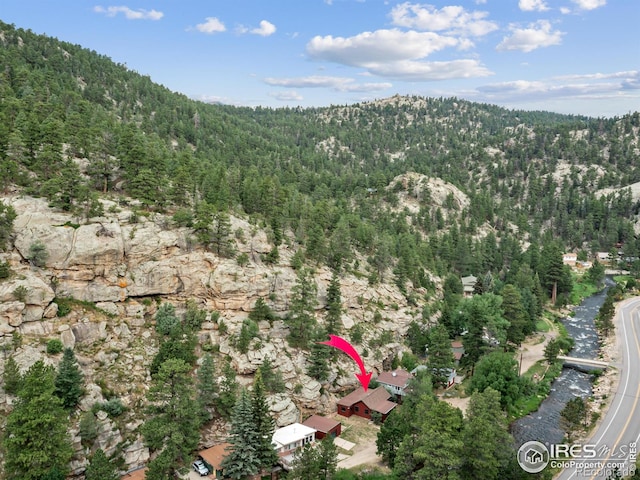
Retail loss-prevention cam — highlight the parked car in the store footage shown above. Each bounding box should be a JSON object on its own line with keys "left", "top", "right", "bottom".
{"left": 192, "top": 459, "right": 209, "bottom": 476}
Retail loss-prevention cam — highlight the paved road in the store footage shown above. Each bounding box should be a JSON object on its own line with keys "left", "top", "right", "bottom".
{"left": 556, "top": 297, "right": 640, "bottom": 480}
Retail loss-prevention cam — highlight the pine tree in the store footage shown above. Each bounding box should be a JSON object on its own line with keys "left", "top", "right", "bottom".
{"left": 54, "top": 347, "right": 84, "bottom": 410}
{"left": 288, "top": 437, "right": 338, "bottom": 480}
{"left": 251, "top": 371, "right": 279, "bottom": 472}
{"left": 221, "top": 389, "right": 262, "bottom": 479}
{"left": 502, "top": 284, "right": 529, "bottom": 346}
{"left": 426, "top": 324, "right": 455, "bottom": 389}
{"left": 249, "top": 297, "right": 275, "bottom": 324}
{"left": 307, "top": 327, "right": 331, "bottom": 381}
{"left": 3, "top": 361, "right": 73, "bottom": 480}
{"left": 197, "top": 353, "right": 218, "bottom": 423}
{"left": 325, "top": 271, "right": 342, "bottom": 334}
{"left": 215, "top": 359, "right": 238, "bottom": 419}
{"left": 3, "top": 355, "right": 22, "bottom": 395}
{"left": 286, "top": 267, "right": 318, "bottom": 349}
{"left": 461, "top": 388, "right": 514, "bottom": 480}
{"left": 84, "top": 449, "right": 118, "bottom": 480}
{"left": 141, "top": 359, "right": 201, "bottom": 479}
{"left": 258, "top": 358, "right": 285, "bottom": 394}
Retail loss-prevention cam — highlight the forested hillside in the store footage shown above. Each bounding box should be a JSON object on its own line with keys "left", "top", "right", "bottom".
{"left": 1, "top": 19, "right": 640, "bottom": 480}
{"left": 2, "top": 19, "right": 640, "bottom": 280}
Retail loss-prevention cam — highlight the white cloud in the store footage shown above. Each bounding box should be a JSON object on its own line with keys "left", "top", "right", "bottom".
{"left": 93, "top": 5, "right": 163, "bottom": 20}
{"left": 366, "top": 59, "right": 492, "bottom": 81}
{"left": 306, "top": 28, "right": 492, "bottom": 81}
{"left": 251, "top": 20, "right": 276, "bottom": 37}
{"left": 560, "top": 7, "right": 571, "bottom": 14}
{"left": 572, "top": 0, "right": 606, "bottom": 10}
{"left": 307, "top": 29, "right": 460, "bottom": 66}
{"left": 269, "top": 91, "right": 304, "bottom": 102}
{"left": 518, "top": 0, "right": 550, "bottom": 12}
{"left": 496, "top": 20, "right": 564, "bottom": 52}
{"left": 389, "top": 3, "right": 498, "bottom": 36}
{"left": 475, "top": 70, "right": 640, "bottom": 102}
{"left": 194, "top": 17, "right": 226, "bottom": 34}
{"left": 264, "top": 75, "right": 392, "bottom": 92}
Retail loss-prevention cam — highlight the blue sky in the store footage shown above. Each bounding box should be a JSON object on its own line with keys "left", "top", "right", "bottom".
{"left": 2, "top": 1, "right": 638, "bottom": 117}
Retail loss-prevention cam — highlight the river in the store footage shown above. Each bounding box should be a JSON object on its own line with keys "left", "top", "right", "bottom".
{"left": 511, "top": 279, "right": 613, "bottom": 447}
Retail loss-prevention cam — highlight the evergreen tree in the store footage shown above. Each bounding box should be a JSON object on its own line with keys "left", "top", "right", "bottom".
{"left": 54, "top": 347, "right": 84, "bottom": 410}
{"left": 307, "top": 327, "right": 331, "bottom": 381}
{"left": 258, "top": 358, "right": 285, "bottom": 394}
{"left": 84, "top": 448, "right": 118, "bottom": 480}
{"left": 248, "top": 297, "right": 275, "bottom": 324}
{"left": 210, "top": 211, "right": 235, "bottom": 258}
{"left": 462, "top": 388, "right": 515, "bottom": 480}
{"left": 197, "top": 353, "right": 218, "bottom": 422}
{"left": 251, "top": 371, "right": 279, "bottom": 472}
{"left": 502, "top": 284, "right": 529, "bottom": 346}
{"left": 560, "top": 397, "right": 589, "bottom": 442}
{"left": 394, "top": 394, "right": 464, "bottom": 479}
{"left": 377, "top": 371, "right": 434, "bottom": 468}
{"left": 0, "top": 202, "right": 17, "bottom": 251}
{"left": 215, "top": 359, "right": 238, "bottom": 419}
{"left": 221, "top": 389, "right": 262, "bottom": 479}
{"left": 286, "top": 267, "right": 318, "bottom": 348}
{"left": 288, "top": 437, "right": 338, "bottom": 480}
{"left": 141, "top": 359, "right": 200, "bottom": 479}
{"left": 3, "top": 361, "right": 73, "bottom": 480}
{"left": 3, "top": 355, "right": 22, "bottom": 395}
{"left": 596, "top": 292, "right": 616, "bottom": 335}
{"left": 426, "top": 324, "right": 455, "bottom": 389}
{"left": 325, "top": 271, "right": 342, "bottom": 334}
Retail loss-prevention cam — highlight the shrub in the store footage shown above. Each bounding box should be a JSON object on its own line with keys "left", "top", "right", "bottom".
{"left": 55, "top": 297, "right": 73, "bottom": 317}
{"left": 172, "top": 208, "right": 193, "bottom": 227}
{"left": 46, "top": 338, "right": 64, "bottom": 354}
{"left": 79, "top": 412, "right": 99, "bottom": 445}
{"left": 155, "top": 303, "right": 179, "bottom": 335}
{"left": 93, "top": 398, "right": 126, "bottom": 417}
{"left": 0, "top": 260, "right": 11, "bottom": 279}
{"left": 12, "top": 285, "right": 28, "bottom": 302}
{"left": 236, "top": 252, "right": 249, "bottom": 267}
{"left": 28, "top": 241, "right": 49, "bottom": 267}
{"left": 184, "top": 299, "right": 206, "bottom": 331}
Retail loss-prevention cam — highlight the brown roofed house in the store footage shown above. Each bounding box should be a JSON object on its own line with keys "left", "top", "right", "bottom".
{"left": 302, "top": 414, "right": 342, "bottom": 439}
{"left": 337, "top": 386, "right": 396, "bottom": 422}
{"left": 121, "top": 468, "right": 147, "bottom": 480}
{"left": 199, "top": 443, "right": 232, "bottom": 478}
{"left": 376, "top": 369, "right": 413, "bottom": 397}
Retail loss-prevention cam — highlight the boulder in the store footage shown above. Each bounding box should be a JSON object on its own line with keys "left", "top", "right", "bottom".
{"left": 123, "top": 437, "right": 150, "bottom": 469}
{"left": 0, "top": 301, "right": 25, "bottom": 327}
{"left": 268, "top": 394, "right": 299, "bottom": 427}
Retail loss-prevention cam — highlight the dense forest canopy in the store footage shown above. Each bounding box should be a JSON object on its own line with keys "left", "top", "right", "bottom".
{"left": 1, "top": 19, "right": 640, "bottom": 289}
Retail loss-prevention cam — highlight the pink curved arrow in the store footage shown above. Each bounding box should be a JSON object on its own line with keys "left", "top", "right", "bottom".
{"left": 320, "top": 334, "right": 372, "bottom": 391}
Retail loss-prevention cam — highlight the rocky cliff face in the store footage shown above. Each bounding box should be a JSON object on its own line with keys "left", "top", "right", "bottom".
{"left": 0, "top": 195, "right": 422, "bottom": 474}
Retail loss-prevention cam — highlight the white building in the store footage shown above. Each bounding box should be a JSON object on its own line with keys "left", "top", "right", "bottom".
{"left": 271, "top": 423, "right": 317, "bottom": 470}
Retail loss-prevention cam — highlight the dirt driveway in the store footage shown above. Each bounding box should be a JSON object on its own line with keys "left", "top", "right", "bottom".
{"left": 334, "top": 415, "right": 388, "bottom": 470}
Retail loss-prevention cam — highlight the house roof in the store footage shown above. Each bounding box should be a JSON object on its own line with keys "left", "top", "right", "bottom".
{"left": 199, "top": 443, "right": 232, "bottom": 469}
{"left": 376, "top": 369, "right": 412, "bottom": 388}
{"left": 461, "top": 275, "right": 477, "bottom": 286}
{"left": 121, "top": 468, "right": 147, "bottom": 480}
{"left": 337, "top": 386, "right": 396, "bottom": 415}
{"left": 272, "top": 423, "right": 316, "bottom": 448}
{"left": 302, "top": 415, "right": 341, "bottom": 433}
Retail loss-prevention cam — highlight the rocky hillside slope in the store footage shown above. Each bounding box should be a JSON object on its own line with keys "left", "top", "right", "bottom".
{"left": 0, "top": 193, "right": 427, "bottom": 474}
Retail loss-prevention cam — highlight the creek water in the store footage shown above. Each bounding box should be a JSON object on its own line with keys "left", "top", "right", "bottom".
{"left": 511, "top": 279, "right": 613, "bottom": 447}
